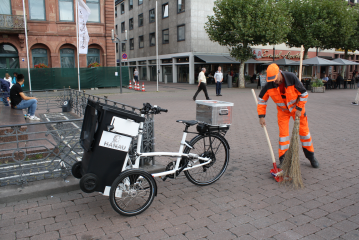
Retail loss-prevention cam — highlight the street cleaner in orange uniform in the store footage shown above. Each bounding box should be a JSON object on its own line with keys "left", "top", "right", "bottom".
{"left": 257, "top": 64, "right": 319, "bottom": 168}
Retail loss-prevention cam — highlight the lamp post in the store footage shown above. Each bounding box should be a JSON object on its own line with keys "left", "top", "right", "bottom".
{"left": 111, "top": 29, "right": 127, "bottom": 94}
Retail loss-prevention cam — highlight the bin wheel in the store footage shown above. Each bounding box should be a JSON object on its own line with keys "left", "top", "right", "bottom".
{"left": 109, "top": 169, "right": 156, "bottom": 217}
{"left": 71, "top": 162, "right": 82, "bottom": 179}
{"left": 80, "top": 173, "right": 98, "bottom": 193}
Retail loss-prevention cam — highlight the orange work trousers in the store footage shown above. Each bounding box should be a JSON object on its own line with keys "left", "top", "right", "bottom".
{"left": 277, "top": 107, "right": 314, "bottom": 160}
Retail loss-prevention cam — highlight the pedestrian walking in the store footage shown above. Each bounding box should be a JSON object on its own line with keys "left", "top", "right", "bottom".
{"left": 193, "top": 68, "right": 211, "bottom": 101}
{"left": 214, "top": 66, "right": 223, "bottom": 96}
{"left": 133, "top": 68, "right": 139, "bottom": 84}
{"left": 257, "top": 64, "right": 319, "bottom": 168}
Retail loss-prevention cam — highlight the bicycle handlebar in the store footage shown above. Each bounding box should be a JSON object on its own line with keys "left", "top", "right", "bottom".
{"left": 141, "top": 103, "right": 168, "bottom": 114}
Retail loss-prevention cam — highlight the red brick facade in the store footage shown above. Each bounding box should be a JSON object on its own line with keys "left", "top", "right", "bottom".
{"left": 0, "top": 0, "right": 116, "bottom": 68}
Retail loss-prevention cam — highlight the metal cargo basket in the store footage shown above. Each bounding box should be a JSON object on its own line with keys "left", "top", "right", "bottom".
{"left": 196, "top": 100, "right": 233, "bottom": 126}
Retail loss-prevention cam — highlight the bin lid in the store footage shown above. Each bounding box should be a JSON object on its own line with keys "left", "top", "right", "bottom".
{"left": 195, "top": 100, "right": 234, "bottom": 107}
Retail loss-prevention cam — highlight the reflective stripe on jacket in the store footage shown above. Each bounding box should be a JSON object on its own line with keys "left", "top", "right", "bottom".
{"left": 257, "top": 71, "right": 308, "bottom": 118}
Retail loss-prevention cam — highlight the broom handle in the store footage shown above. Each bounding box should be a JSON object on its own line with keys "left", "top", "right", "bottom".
{"left": 299, "top": 45, "right": 304, "bottom": 80}
{"left": 251, "top": 89, "right": 277, "bottom": 164}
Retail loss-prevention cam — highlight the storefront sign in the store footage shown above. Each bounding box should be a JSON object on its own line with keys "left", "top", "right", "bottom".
{"left": 262, "top": 50, "right": 301, "bottom": 59}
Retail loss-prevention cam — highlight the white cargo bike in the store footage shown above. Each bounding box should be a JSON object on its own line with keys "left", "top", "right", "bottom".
{"left": 74, "top": 100, "right": 233, "bottom": 216}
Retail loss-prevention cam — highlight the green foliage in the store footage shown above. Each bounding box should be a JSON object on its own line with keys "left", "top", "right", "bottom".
{"left": 287, "top": 0, "right": 358, "bottom": 59}
{"left": 311, "top": 79, "right": 324, "bottom": 87}
{"left": 205, "top": 0, "right": 292, "bottom": 88}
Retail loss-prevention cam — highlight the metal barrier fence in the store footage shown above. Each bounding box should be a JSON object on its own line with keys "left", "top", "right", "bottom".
{"left": 0, "top": 88, "right": 154, "bottom": 187}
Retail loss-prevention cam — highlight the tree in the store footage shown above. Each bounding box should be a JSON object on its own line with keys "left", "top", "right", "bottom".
{"left": 321, "top": 3, "right": 359, "bottom": 59}
{"left": 205, "top": 0, "right": 292, "bottom": 88}
{"left": 287, "top": 0, "right": 358, "bottom": 61}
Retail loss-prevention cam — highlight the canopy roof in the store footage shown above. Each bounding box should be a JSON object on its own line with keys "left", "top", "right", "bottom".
{"left": 288, "top": 57, "right": 341, "bottom": 66}
{"left": 195, "top": 55, "right": 240, "bottom": 64}
{"left": 331, "top": 58, "right": 359, "bottom": 65}
{"left": 263, "top": 58, "right": 297, "bottom": 66}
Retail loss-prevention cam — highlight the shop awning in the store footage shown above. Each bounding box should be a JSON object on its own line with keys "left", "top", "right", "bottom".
{"left": 195, "top": 55, "right": 240, "bottom": 64}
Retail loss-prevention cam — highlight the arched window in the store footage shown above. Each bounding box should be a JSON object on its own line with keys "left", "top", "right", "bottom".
{"left": 0, "top": 44, "right": 19, "bottom": 69}
{"left": 32, "top": 48, "right": 48, "bottom": 67}
{"left": 87, "top": 48, "right": 100, "bottom": 65}
{"left": 60, "top": 48, "right": 75, "bottom": 68}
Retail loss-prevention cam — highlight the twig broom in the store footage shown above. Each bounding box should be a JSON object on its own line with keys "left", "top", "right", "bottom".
{"left": 280, "top": 45, "right": 305, "bottom": 189}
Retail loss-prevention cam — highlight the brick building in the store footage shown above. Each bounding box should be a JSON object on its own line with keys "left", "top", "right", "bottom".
{"left": 0, "top": 0, "right": 116, "bottom": 69}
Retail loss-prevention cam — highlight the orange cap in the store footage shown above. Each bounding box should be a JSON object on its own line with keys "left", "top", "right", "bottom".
{"left": 266, "top": 64, "right": 279, "bottom": 82}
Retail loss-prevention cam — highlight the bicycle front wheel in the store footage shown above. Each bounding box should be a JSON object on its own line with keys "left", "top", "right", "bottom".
{"left": 184, "top": 134, "right": 229, "bottom": 186}
{"left": 109, "top": 169, "right": 156, "bottom": 216}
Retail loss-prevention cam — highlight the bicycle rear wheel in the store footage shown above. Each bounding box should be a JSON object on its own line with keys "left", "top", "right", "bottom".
{"left": 109, "top": 169, "right": 156, "bottom": 216}
{"left": 184, "top": 134, "right": 229, "bottom": 186}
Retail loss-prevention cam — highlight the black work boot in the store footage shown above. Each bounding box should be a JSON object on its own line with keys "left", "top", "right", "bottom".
{"left": 278, "top": 154, "right": 286, "bottom": 169}
{"left": 303, "top": 148, "right": 319, "bottom": 168}
{"left": 309, "top": 156, "right": 319, "bottom": 168}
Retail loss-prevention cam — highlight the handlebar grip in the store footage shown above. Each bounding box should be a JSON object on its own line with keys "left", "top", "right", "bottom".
{"left": 160, "top": 108, "right": 168, "bottom": 113}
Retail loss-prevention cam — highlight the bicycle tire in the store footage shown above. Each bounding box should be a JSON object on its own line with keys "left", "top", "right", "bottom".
{"left": 184, "top": 134, "right": 229, "bottom": 186}
{"left": 109, "top": 169, "right": 156, "bottom": 217}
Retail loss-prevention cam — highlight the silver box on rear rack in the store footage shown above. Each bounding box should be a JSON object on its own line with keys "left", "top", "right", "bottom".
{"left": 196, "top": 100, "right": 234, "bottom": 126}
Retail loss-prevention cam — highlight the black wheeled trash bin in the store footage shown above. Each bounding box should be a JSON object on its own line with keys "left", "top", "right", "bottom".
{"left": 72, "top": 99, "right": 145, "bottom": 194}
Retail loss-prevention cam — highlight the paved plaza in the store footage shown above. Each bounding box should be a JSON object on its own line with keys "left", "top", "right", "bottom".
{"left": 1, "top": 82, "right": 359, "bottom": 240}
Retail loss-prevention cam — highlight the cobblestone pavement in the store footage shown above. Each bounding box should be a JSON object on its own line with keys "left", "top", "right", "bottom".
{"left": 1, "top": 82, "right": 359, "bottom": 240}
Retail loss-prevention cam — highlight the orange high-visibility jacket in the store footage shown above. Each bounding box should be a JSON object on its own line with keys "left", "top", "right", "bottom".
{"left": 257, "top": 71, "right": 308, "bottom": 118}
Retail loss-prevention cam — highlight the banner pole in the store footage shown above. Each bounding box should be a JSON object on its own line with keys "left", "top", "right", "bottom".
{"left": 76, "top": 0, "right": 81, "bottom": 91}
{"left": 22, "top": 0, "right": 32, "bottom": 91}
{"left": 156, "top": 1, "right": 159, "bottom": 92}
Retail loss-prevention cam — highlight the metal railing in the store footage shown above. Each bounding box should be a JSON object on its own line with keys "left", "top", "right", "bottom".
{"left": 0, "top": 14, "right": 25, "bottom": 30}
{"left": 0, "top": 88, "right": 155, "bottom": 186}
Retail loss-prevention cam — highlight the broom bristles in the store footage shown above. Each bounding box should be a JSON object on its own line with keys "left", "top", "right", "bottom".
{"left": 280, "top": 117, "right": 304, "bottom": 189}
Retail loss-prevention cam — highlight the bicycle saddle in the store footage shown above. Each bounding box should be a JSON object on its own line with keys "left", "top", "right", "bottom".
{"left": 176, "top": 120, "right": 198, "bottom": 126}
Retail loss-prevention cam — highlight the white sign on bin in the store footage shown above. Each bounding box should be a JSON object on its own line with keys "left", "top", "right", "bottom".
{"left": 99, "top": 131, "right": 132, "bottom": 152}
{"left": 110, "top": 116, "right": 140, "bottom": 137}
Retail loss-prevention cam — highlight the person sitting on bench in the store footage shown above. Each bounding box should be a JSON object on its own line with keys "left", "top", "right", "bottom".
{"left": 1, "top": 78, "right": 10, "bottom": 106}
{"left": 10, "top": 74, "right": 40, "bottom": 120}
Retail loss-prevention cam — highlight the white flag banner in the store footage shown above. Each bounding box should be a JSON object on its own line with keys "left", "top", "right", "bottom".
{"left": 78, "top": 0, "right": 91, "bottom": 54}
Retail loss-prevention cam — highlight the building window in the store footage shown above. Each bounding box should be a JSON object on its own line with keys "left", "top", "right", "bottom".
{"left": 121, "top": 3, "right": 125, "bottom": 14}
{"left": 129, "top": 0, "right": 133, "bottom": 10}
{"left": 149, "top": 32, "right": 156, "bottom": 46}
{"left": 0, "top": 44, "right": 19, "bottom": 68}
{"left": 130, "top": 38, "right": 134, "bottom": 50}
{"left": 122, "top": 43, "right": 126, "bottom": 52}
{"left": 178, "top": 0, "right": 185, "bottom": 13}
{"left": 59, "top": 0, "right": 74, "bottom": 21}
{"left": 116, "top": 43, "right": 118, "bottom": 53}
{"left": 115, "top": 7, "right": 117, "bottom": 18}
{"left": 178, "top": 25, "right": 185, "bottom": 41}
{"left": 162, "top": 29, "right": 169, "bottom": 44}
{"left": 121, "top": 21, "right": 125, "bottom": 32}
{"left": 32, "top": 48, "right": 48, "bottom": 67}
{"left": 0, "top": 0, "right": 11, "bottom": 14}
{"left": 88, "top": 48, "right": 100, "bottom": 65}
{"left": 115, "top": 25, "right": 118, "bottom": 34}
{"left": 138, "top": 13, "right": 143, "bottom": 27}
{"left": 149, "top": 9, "right": 155, "bottom": 23}
{"left": 139, "top": 36, "right": 144, "bottom": 48}
{"left": 129, "top": 18, "right": 134, "bottom": 30}
{"left": 87, "top": 0, "right": 100, "bottom": 22}
{"left": 29, "top": 0, "right": 46, "bottom": 20}
{"left": 139, "top": 0, "right": 143, "bottom": 5}
{"left": 60, "top": 48, "right": 75, "bottom": 68}
{"left": 162, "top": 3, "right": 169, "bottom": 18}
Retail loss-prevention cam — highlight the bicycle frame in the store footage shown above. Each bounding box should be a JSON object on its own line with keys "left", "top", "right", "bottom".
{"left": 121, "top": 114, "right": 212, "bottom": 178}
